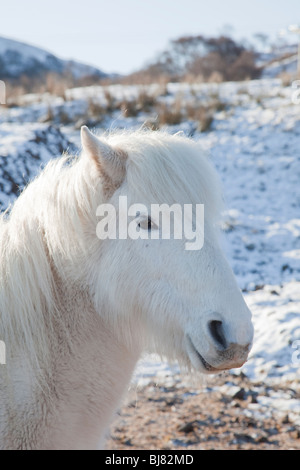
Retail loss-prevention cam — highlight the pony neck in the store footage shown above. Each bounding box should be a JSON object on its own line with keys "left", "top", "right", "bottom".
{"left": 46, "top": 305, "right": 140, "bottom": 450}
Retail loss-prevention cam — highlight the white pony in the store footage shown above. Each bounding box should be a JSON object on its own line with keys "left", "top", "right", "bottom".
{"left": 0, "top": 127, "right": 253, "bottom": 450}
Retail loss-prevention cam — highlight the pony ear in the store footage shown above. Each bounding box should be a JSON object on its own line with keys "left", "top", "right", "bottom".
{"left": 81, "top": 126, "right": 127, "bottom": 192}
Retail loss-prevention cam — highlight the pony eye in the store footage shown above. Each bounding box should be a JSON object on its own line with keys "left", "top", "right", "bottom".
{"left": 137, "top": 216, "right": 157, "bottom": 231}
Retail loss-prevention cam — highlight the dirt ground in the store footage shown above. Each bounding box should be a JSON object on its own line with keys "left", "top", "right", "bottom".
{"left": 106, "top": 372, "right": 300, "bottom": 450}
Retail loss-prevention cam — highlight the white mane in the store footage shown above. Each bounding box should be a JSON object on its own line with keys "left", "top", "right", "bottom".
{"left": 109, "top": 130, "right": 223, "bottom": 218}
{"left": 0, "top": 154, "right": 98, "bottom": 374}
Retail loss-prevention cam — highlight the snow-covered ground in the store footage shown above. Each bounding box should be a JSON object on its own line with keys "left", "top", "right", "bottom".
{"left": 0, "top": 79, "right": 299, "bottom": 405}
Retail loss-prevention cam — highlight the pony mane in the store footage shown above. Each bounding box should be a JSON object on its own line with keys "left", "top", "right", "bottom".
{"left": 0, "top": 129, "right": 223, "bottom": 376}
{"left": 0, "top": 154, "right": 99, "bottom": 375}
{"left": 103, "top": 130, "right": 223, "bottom": 221}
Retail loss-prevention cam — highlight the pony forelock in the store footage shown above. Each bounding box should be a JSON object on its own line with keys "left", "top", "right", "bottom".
{"left": 105, "top": 130, "right": 223, "bottom": 220}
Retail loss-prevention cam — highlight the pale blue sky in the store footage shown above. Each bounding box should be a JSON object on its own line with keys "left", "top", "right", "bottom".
{"left": 0, "top": 0, "right": 299, "bottom": 74}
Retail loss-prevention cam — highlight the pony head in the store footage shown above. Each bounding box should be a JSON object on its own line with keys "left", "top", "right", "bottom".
{"left": 79, "top": 126, "right": 253, "bottom": 374}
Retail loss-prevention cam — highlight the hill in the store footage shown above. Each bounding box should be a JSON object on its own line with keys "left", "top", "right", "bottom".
{"left": 0, "top": 36, "right": 107, "bottom": 81}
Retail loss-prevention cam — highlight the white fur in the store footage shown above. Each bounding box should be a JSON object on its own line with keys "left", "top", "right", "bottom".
{"left": 0, "top": 129, "right": 253, "bottom": 449}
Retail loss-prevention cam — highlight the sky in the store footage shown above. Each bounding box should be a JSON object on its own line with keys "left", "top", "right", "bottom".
{"left": 0, "top": 0, "right": 299, "bottom": 74}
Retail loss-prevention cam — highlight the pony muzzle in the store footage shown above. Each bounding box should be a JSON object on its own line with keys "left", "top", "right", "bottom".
{"left": 186, "top": 316, "right": 253, "bottom": 373}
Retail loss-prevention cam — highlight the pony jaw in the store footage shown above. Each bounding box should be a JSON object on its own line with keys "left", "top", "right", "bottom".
{"left": 185, "top": 335, "right": 219, "bottom": 373}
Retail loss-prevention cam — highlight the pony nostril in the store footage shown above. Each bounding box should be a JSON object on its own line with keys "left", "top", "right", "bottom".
{"left": 209, "top": 320, "right": 227, "bottom": 350}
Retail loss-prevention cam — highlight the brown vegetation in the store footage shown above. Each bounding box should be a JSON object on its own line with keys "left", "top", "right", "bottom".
{"left": 3, "top": 33, "right": 261, "bottom": 105}
{"left": 125, "top": 35, "right": 261, "bottom": 85}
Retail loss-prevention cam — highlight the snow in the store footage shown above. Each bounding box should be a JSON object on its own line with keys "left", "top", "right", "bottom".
{"left": 244, "top": 282, "right": 300, "bottom": 382}
{"left": 0, "top": 78, "right": 299, "bottom": 407}
{"left": 262, "top": 54, "right": 298, "bottom": 79}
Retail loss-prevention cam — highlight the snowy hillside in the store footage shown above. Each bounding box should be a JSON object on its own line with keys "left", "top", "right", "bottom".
{"left": 258, "top": 44, "right": 298, "bottom": 78}
{"left": 262, "top": 53, "right": 298, "bottom": 78}
{"left": 0, "top": 78, "right": 299, "bottom": 411}
{"left": 0, "top": 124, "right": 76, "bottom": 208}
{"left": 0, "top": 36, "right": 107, "bottom": 80}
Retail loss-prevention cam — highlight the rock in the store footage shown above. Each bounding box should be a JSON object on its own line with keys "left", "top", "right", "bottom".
{"left": 232, "top": 388, "right": 247, "bottom": 400}
{"left": 281, "top": 415, "right": 290, "bottom": 424}
{"left": 178, "top": 421, "right": 196, "bottom": 434}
